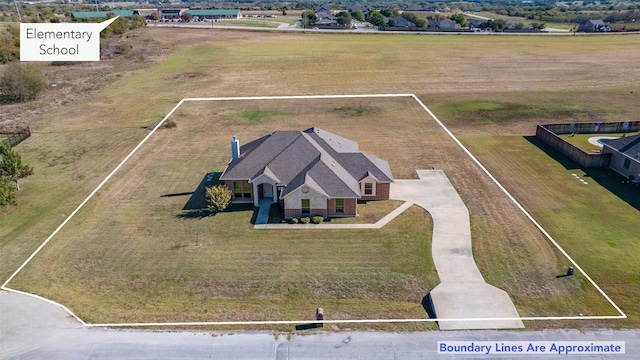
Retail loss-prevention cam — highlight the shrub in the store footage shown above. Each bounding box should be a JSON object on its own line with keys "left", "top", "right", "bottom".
{"left": 0, "top": 24, "right": 20, "bottom": 64}
{"left": 290, "top": 217, "right": 299, "bottom": 224}
{"left": 0, "top": 63, "right": 47, "bottom": 103}
{"left": 163, "top": 120, "right": 177, "bottom": 129}
{"left": 205, "top": 185, "right": 231, "bottom": 213}
{"left": 300, "top": 217, "right": 310, "bottom": 224}
{"left": 115, "top": 43, "right": 132, "bottom": 54}
{"left": 0, "top": 176, "right": 17, "bottom": 208}
{"left": 312, "top": 216, "right": 323, "bottom": 224}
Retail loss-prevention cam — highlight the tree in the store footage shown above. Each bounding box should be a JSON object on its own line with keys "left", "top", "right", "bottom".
{"left": 350, "top": 9, "right": 365, "bottom": 22}
{"left": 386, "top": 18, "right": 396, "bottom": 27}
{"left": 336, "top": 11, "right": 352, "bottom": 27}
{"left": 403, "top": 12, "right": 427, "bottom": 27}
{"left": 0, "top": 24, "right": 20, "bottom": 64}
{"left": 180, "top": 12, "right": 192, "bottom": 22}
{"left": 301, "top": 10, "right": 317, "bottom": 28}
{"left": 494, "top": 19, "right": 507, "bottom": 31}
{"left": 130, "top": 14, "right": 147, "bottom": 29}
{"left": 0, "top": 143, "right": 33, "bottom": 191}
{"left": 366, "top": 10, "right": 385, "bottom": 27}
{"left": 449, "top": 13, "right": 468, "bottom": 27}
{"left": 205, "top": 185, "right": 231, "bottom": 213}
{"left": 149, "top": 12, "right": 160, "bottom": 21}
{"left": 0, "top": 63, "right": 47, "bottom": 103}
{"left": 380, "top": 8, "right": 398, "bottom": 17}
{"left": 109, "top": 16, "right": 130, "bottom": 35}
{"left": 101, "top": 14, "right": 129, "bottom": 37}
{"left": 0, "top": 176, "right": 17, "bottom": 208}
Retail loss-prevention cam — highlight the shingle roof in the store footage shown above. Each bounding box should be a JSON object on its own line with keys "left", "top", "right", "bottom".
{"left": 220, "top": 127, "right": 393, "bottom": 199}
{"left": 604, "top": 134, "right": 640, "bottom": 157}
{"left": 393, "top": 17, "right": 415, "bottom": 27}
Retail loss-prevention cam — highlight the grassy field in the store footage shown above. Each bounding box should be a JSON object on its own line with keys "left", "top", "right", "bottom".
{"left": 2, "top": 29, "right": 639, "bottom": 329}
{"left": 217, "top": 19, "right": 282, "bottom": 28}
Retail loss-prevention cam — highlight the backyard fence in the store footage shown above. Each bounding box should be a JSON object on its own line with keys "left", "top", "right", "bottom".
{"left": 0, "top": 125, "right": 31, "bottom": 148}
{"left": 540, "top": 120, "right": 640, "bottom": 135}
{"left": 533, "top": 121, "right": 640, "bottom": 168}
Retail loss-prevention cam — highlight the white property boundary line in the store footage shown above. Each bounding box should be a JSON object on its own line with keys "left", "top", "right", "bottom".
{"left": 1, "top": 94, "right": 626, "bottom": 328}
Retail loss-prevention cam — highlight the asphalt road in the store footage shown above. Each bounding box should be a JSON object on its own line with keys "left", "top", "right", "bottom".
{"left": 1, "top": 291, "right": 639, "bottom": 359}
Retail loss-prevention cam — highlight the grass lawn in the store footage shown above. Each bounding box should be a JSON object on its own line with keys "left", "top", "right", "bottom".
{"left": 2, "top": 29, "right": 640, "bottom": 329}
{"left": 558, "top": 132, "right": 639, "bottom": 153}
{"left": 218, "top": 20, "right": 281, "bottom": 28}
{"left": 8, "top": 98, "right": 442, "bottom": 327}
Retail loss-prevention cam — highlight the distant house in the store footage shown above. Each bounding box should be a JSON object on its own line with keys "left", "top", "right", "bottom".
{"left": 314, "top": 4, "right": 333, "bottom": 19}
{"left": 313, "top": 4, "right": 339, "bottom": 28}
{"left": 578, "top": 19, "right": 610, "bottom": 32}
{"left": 219, "top": 128, "right": 394, "bottom": 218}
{"left": 466, "top": 18, "right": 485, "bottom": 29}
{"left": 405, "top": 5, "right": 427, "bottom": 11}
{"left": 391, "top": 16, "right": 415, "bottom": 28}
{"left": 348, "top": 4, "right": 370, "bottom": 15}
{"left": 601, "top": 134, "right": 640, "bottom": 183}
{"left": 432, "top": 18, "right": 460, "bottom": 30}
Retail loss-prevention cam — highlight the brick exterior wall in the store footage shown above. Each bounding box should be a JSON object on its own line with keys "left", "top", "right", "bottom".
{"left": 311, "top": 208, "right": 327, "bottom": 218}
{"left": 361, "top": 182, "right": 391, "bottom": 201}
{"left": 327, "top": 198, "right": 336, "bottom": 216}
{"left": 285, "top": 208, "right": 328, "bottom": 218}
{"left": 326, "top": 198, "right": 357, "bottom": 217}
{"left": 344, "top": 198, "right": 357, "bottom": 216}
{"left": 285, "top": 208, "right": 300, "bottom": 218}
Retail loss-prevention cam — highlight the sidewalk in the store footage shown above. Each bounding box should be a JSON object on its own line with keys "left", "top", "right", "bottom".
{"left": 254, "top": 201, "right": 412, "bottom": 229}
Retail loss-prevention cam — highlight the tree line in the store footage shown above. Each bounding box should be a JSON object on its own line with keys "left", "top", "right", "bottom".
{"left": 0, "top": 143, "right": 33, "bottom": 208}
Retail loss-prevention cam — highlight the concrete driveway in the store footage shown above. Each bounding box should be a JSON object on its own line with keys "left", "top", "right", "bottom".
{"left": 390, "top": 170, "right": 524, "bottom": 330}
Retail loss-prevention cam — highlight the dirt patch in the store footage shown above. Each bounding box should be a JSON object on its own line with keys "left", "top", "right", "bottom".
{"left": 173, "top": 72, "right": 208, "bottom": 80}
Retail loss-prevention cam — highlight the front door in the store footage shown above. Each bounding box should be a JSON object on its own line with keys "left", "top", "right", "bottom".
{"left": 263, "top": 184, "right": 273, "bottom": 198}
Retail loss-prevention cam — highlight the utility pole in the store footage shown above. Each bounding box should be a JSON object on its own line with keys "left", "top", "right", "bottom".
{"left": 14, "top": 0, "right": 22, "bottom": 22}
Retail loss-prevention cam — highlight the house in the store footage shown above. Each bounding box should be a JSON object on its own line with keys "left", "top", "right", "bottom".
{"left": 405, "top": 5, "right": 427, "bottom": 11}
{"left": 433, "top": 18, "right": 460, "bottom": 30}
{"left": 466, "top": 18, "right": 485, "bottom": 29}
{"left": 312, "top": 3, "right": 338, "bottom": 28}
{"left": 348, "top": 4, "right": 370, "bottom": 15}
{"left": 314, "top": 4, "right": 333, "bottom": 19}
{"left": 391, "top": 16, "right": 416, "bottom": 28}
{"left": 578, "top": 19, "right": 610, "bottom": 32}
{"left": 219, "top": 128, "right": 394, "bottom": 218}
{"left": 601, "top": 134, "right": 640, "bottom": 183}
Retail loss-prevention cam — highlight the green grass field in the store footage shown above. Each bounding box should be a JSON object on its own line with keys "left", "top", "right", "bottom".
{"left": 2, "top": 29, "right": 639, "bottom": 329}
{"left": 218, "top": 19, "right": 282, "bottom": 28}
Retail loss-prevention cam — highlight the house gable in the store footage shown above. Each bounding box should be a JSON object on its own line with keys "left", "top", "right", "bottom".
{"left": 602, "top": 134, "right": 640, "bottom": 182}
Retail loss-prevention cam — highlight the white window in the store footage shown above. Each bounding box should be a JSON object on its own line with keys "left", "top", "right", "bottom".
{"left": 364, "top": 183, "right": 373, "bottom": 195}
